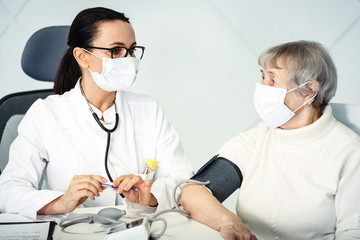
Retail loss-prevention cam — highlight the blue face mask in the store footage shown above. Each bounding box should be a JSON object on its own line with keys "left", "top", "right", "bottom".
{"left": 253, "top": 82, "right": 317, "bottom": 128}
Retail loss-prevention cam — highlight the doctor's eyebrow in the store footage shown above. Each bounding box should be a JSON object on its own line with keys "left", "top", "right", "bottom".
{"left": 110, "top": 41, "right": 137, "bottom": 47}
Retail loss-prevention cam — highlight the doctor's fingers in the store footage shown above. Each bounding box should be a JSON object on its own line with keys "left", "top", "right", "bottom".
{"left": 138, "top": 179, "right": 153, "bottom": 192}
{"left": 131, "top": 180, "right": 155, "bottom": 205}
{"left": 115, "top": 175, "right": 144, "bottom": 193}
{"left": 69, "top": 177, "right": 105, "bottom": 197}
{"left": 71, "top": 175, "right": 107, "bottom": 190}
{"left": 113, "top": 174, "right": 136, "bottom": 186}
{"left": 68, "top": 182, "right": 103, "bottom": 199}
{"left": 60, "top": 188, "right": 98, "bottom": 212}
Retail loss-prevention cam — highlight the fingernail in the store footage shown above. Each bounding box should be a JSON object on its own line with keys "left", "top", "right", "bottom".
{"left": 124, "top": 186, "right": 129, "bottom": 191}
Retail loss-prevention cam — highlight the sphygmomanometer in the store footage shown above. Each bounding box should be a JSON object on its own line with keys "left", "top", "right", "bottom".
{"left": 59, "top": 155, "right": 242, "bottom": 239}
{"left": 59, "top": 207, "right": 170, "bottom": 239}
{"left": 190, "top": 155, "right": 243, "bottom": 202}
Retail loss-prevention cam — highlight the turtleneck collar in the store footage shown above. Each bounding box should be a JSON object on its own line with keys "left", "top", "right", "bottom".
{"left": 271, "top": 105, "right": 336, "bottom": 145}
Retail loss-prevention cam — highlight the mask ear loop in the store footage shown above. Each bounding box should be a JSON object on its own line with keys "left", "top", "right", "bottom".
{"left": 286, "top": 81, "right": 317, "bottom": 113}
{"left": 293, "top": 93, "right": 318, "bottom": 113}
{"left": 286, "top": 81, "right": 310, "bottom": 93}
{"left": 82, "top": 48, "right": 104, "bottom": 74}
{"left": 82, "top": 48, "right": 103, "bottom": 59}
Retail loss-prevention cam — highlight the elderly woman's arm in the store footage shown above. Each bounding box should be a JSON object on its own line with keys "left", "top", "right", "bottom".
{"left": 334, "top": 146, "right": 360, "bottom": 239}
{"left": 180, "top": 184, "right": 257, "bottom": 240}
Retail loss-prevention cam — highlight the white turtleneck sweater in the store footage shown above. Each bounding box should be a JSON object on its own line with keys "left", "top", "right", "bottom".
{"left": 218, "top": 106, "right": 360, "bottom": 239}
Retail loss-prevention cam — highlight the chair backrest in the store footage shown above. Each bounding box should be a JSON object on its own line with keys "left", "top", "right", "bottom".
{"left": 330, "top": 102, "right": 360, "bottom": 136}
{"left": 21, "top": 26, "right": 70, "bottom": 81}
{"left": 0, "top": 90, "right": 54, "bottom": 172}
{"left": 0, "top": 26, "right": 70, "bottom": 174}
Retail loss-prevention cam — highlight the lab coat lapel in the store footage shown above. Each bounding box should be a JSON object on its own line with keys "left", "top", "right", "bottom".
{"left": 109, "top": 92, "right": 139, "bottom": 176}
{"left": 69, "top": 84, "right": 118, "bottom": 206}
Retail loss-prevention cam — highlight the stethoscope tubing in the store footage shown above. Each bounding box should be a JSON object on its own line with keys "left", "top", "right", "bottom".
{"left": 91, "top": 112, "right": 125, "bottom": 198}
{"left": 92, "top": 112, "right": 119, "bottom": 182}
{"left": 80, "top": 82, "right": 124, "bottom": 197}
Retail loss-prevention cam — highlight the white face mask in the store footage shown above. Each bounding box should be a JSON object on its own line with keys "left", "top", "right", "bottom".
{"left": 83, "top": 48, "right": 140, "bottom": 92}
{"left": 253, "top": 82, "right": 317, "bottom": 128}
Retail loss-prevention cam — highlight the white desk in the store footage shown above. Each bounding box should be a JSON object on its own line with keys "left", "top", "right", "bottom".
{"left": 0, "top": 206, "right": 222, "bottom": 240}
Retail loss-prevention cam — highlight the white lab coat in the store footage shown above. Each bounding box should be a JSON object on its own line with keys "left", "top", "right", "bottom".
{"left": 0, "top": 82, "right": 193, "bottom": 219}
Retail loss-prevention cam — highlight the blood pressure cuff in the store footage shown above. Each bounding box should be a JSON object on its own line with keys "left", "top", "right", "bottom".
{"left": 191, "top": 155, "right": 243, "bottom": 203}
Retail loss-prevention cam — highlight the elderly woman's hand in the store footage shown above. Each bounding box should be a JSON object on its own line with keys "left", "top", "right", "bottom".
{"left": 219, "top": 214, "right": 257, "bottom": 240}
{"left": 113, "top": 174, "right": 158, "bottom": 207}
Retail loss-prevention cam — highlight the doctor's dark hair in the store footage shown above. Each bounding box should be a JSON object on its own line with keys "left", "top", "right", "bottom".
{"left": 258, "top": 40, "right": 337, "bottom": 112}
{"left": 54, "top": 7, "right": 130, "bottom": 94}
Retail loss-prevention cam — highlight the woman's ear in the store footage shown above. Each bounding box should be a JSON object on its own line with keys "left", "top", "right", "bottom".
{"left": 73, "top": 47, "right": 89, "bottom": 69}
{"left": 305, "top": 80, "right": 320, "bottom": 105}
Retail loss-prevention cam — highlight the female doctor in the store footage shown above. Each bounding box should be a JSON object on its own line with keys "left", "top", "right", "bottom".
{"left": 0, "top": 7, "right": 193, "bottom": 219}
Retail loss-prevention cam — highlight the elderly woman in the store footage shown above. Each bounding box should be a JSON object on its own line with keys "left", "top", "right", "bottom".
{"left": 180, "top": 41, "right": 360, "bottom": 240}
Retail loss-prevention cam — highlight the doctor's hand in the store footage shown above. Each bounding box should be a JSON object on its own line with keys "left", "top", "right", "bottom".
{"left": 38, "top": 175, "right": 107, "bottom": 215}
{"left": 59, "top": 175, "right": 108, "bottom": 212}
{"left": 113, "top": 174, "right": 158, "bottom": 207}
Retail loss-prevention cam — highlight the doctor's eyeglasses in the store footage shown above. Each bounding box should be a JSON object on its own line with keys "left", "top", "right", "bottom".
{"left": 84, "top": 46, "right": 145, "bottom": 59}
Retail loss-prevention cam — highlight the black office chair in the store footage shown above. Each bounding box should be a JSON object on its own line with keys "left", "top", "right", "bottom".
{"left": 0, "top": 26, "right": 70, "bottom": 174}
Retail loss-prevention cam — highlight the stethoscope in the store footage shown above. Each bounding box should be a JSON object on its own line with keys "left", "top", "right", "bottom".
{"left": 80, "top": 83, "right": 120, "bottom": 187}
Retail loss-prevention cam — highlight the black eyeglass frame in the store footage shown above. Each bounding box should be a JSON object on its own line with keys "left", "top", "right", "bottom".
{"left": 84, "top": 46, "right": 145, "bottom": 59}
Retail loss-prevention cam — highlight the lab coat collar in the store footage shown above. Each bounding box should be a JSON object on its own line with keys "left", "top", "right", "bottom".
{"left": 89, "top": 103, "right": 116, "bottom": 127}
{"left": 73, "top": 81, "right": 121, "bottom": 128}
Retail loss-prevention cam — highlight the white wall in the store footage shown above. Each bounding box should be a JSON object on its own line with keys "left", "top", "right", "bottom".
{"left": 1, "top": 0, "right": 360, "bottom": 212}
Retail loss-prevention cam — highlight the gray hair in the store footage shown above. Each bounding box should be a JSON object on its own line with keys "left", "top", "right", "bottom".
{"left": 258, "top": 40, "right": 337, "bottom": 111}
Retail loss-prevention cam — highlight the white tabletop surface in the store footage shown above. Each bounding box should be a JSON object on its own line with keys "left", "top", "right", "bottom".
{"left": 0, "top": 206, "right": 222, "bottom": 240}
